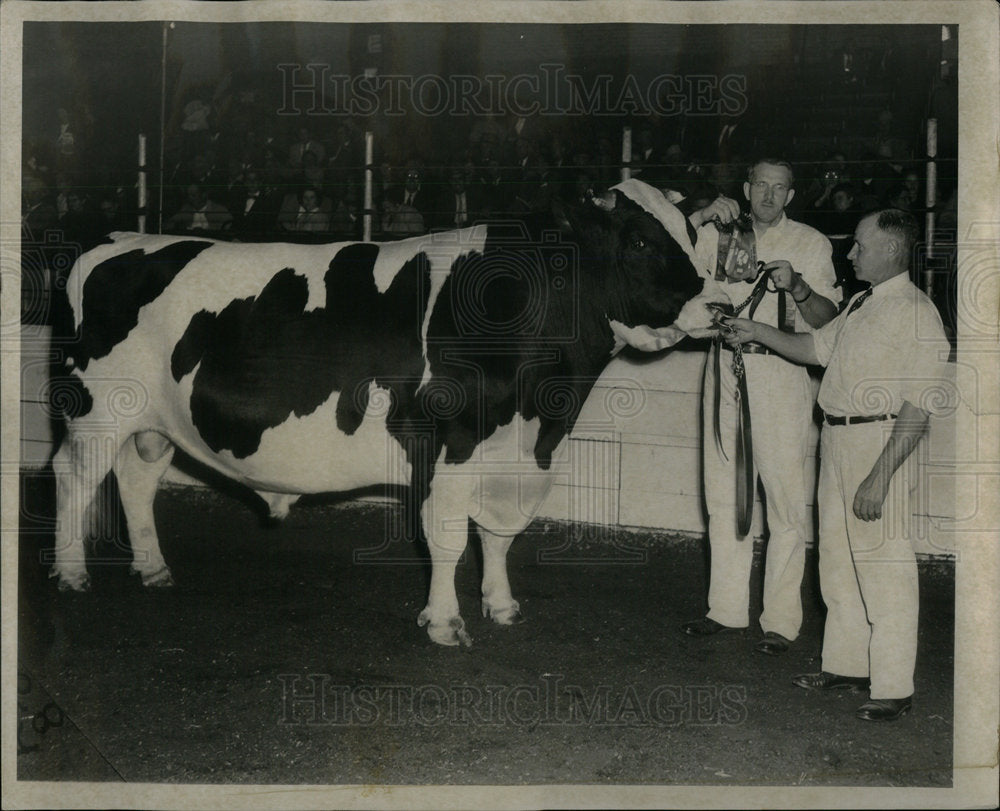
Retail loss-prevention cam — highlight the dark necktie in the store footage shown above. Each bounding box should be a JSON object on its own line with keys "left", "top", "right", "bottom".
{"left": 846, "top": 287, "right": 872, "bottom": 316}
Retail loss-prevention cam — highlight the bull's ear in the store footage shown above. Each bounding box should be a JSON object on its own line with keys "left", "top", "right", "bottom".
{"left": 590, "top": 189, "right": 617, "bottom": 212}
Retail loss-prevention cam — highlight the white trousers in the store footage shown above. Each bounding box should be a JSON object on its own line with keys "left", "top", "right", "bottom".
{"left": 817, "top": 423, "right": 919, "bottom": 699}
{"left": 702, "top": 350, "right": 813, "bottom": 639}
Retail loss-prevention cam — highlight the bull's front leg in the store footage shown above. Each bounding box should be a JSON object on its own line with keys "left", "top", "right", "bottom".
{"left": 478, "top": 526, "right": 523, "bottom": 625}
{"left": 416, "top": 472, "right": 473, "bottom": 647}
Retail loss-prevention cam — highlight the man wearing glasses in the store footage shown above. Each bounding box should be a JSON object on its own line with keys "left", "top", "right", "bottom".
{"left": 681, "top": 159, "right": 841, "bottom": 656}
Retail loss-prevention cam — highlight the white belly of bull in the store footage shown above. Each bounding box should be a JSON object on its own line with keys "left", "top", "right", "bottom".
{"left": 172, "top": 380, "right": 411, "bottom": 494}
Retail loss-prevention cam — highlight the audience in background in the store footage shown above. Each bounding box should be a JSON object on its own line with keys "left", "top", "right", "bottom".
{"left": 27, "top": 79, "right": 939, "bottom": 257}
{"left": 164, "top": 183, "right": 233, "bottom": 232}
{"left": 278, "top": 186, "right": 332, "bottom": 233}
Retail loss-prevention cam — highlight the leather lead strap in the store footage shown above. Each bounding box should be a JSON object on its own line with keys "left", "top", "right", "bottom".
{"left": 718, "top": 271, "right": 770, "bottom": 539}
{"left": 735, "top": 369, "right": 755, "bottom": 538}
{"left": 713, "top": 336, "right": 727, "bottom": 461}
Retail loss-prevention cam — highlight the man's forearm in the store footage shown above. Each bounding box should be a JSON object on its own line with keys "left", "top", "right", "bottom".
{"left": 852, "top": 400, "right": 931, "bottom": 520}
{"left": 789, "top": 277, "right": 838, "bottom": 328}
{"left": 745, "top": 323, "right": 819, "bottom": 365}
{"left": 869, "top": 401, "right": 930, "bottom": 482}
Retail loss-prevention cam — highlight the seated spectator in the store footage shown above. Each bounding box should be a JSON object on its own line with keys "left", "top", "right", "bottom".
{"left": 261, "top": 141, "right": 291, "bottom": 186}
{"left": 430, "top": 167, "right": 483, "bottom": 231}
{"left": 97, "top": 195, "right": 129, "bottom": 233}
{"left": 288, "top": 126, "right": 326, "bottom": 172}
{"left": 230, "top": 169, "right": 281, "bottom": 240}
{"left": 382, "top": 162, "right": 429, "bottom": 235}
{"left": 474, "top": 158, "right": 510, "bottom": 219}
{"left": 184, "top": 150, "right": 224, "bottom": 195}
{"left": 884, "top": 183, "right": 913, "bottom": 211}
{"left": 165, "top": 183, "right": 233, "bottom": 232}
{"left": 278, "top": 186, "right": 331, "bottom": 233}
{"left": 801, "top": 151, "right": 850, "bottom": 211}
{"left": 809, "top": 183, "right": 860, "bottom": 237}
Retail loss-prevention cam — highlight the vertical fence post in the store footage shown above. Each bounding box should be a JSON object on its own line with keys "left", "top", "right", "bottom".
{"left": 924, "top": 118, "right": 937, "bottom": 297}
{"left": 620, "top": 125, "right": 632, "bottom": 183}
{"left": 158, "top": 22, "right": 170, "bottom": 234}
{"left": 363, "top": 131, "right": 374, "bottom": 242}
{"left": 137, "top": 134, "right": 147, "bottom": 234}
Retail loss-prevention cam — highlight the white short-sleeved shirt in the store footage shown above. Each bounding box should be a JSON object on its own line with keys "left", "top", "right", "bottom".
{"left": 812, "top": 272, "right": 951, "bottom": 417}
{"left": 693, "top": 212, "right": 841, "bottom": 332}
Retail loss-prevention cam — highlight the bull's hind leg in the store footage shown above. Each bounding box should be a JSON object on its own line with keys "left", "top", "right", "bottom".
{"left": 478, "top": 527, "right": 523, "bottom": 625}
{"left": 115, "top": 432, "right": 175, "bottom": 586}
{"left": 416, "top": 474, "right": 473, "bottom": 647}
{"left": 52, "top": 431, "right": 120, "bottom": 591}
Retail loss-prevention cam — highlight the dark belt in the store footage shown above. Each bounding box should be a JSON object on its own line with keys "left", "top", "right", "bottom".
{"left": 822, "top": 412, "right": 898, "bottom": 426}
{"left": 722, "top": 341, "right": 774, "bottom": 356}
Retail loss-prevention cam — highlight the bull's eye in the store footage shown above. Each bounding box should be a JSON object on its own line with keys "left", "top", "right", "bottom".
{"left": 629, "top": 236, "right": 646, "bottom": 251}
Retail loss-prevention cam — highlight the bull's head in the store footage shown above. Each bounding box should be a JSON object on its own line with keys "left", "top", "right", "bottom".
{"left": 562, "top": 179, "right": 708, "bottom": 351}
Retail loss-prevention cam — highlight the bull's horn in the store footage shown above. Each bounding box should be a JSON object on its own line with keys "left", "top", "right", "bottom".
{"left": 590, "top": 190, "right": 616, "bottom": 211}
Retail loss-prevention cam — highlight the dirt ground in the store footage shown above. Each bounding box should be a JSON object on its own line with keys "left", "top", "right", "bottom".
{"left": 16, "top": 472, "right": 953, "bottom": 788}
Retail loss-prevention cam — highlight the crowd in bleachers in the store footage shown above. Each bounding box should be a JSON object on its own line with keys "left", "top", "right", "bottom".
{"left": 22, "top": 83, "right": 946, "bottom": 247}
{"left": 21, "top": 68, "right": 957, "bottom": 335}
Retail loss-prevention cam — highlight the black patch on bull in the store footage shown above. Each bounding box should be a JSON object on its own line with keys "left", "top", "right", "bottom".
{"left": 421, "top": 196, "right": 703, "bottom": 472}
{"left": 171, "top": 244, "right": 434, "bottom": 459}
{"left": 72, "top": 240, "right": 212, "bottom": 371}
{"left": 49, "top": 371, "right": 94, "bottom": 421}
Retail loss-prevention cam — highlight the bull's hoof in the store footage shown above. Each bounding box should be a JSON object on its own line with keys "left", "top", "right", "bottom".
{"left": 417, "top": 610, "right": 473, "bottom": 647}
{"left": 482, "top": 599, "right": 524, "bottom": 626}
{"left": 136, "top": 565, "right": 175, "bottom": 588}
{"left": 53, "top": 571, "right": 91, "bottom": 592}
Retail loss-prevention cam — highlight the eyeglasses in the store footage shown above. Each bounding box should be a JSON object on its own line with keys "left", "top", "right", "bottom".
{"left": 750, "top": 181, "right": 789, "bottom": 195}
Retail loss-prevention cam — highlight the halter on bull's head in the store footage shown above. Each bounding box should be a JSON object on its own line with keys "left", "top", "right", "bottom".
{"left": 565, "top": 178, "right": 722, "bottom": 351}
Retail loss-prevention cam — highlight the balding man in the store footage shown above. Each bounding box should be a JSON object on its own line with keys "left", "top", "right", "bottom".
{"left": 721, "top": 209, "right": 951, "bottom": 721}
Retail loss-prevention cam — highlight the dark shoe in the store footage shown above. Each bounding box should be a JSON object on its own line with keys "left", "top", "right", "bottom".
{"left": 792, "top": 671, "right": 870, "bottom": 691}
{"left": 856, "top": 697, "right": 912, "bottom": 722}
{"left": 755, "top": 631, "right": 791, "bottom": 655}
{"left": 681, "top": 617, "right": 743, "bottom": 636}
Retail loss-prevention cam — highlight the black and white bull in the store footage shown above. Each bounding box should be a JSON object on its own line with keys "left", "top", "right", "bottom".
{"left": 50, "top": 178, "right": 716, "bottom": 646}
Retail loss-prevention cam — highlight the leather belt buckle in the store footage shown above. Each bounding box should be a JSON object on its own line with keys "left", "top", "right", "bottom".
{"left": 823, "top": 412, "right": 898, "bottom": 426}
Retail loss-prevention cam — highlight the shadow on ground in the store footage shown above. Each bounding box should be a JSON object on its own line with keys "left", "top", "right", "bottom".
{"left": 17, "top": 472, "right": 953, "bottom": 786}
